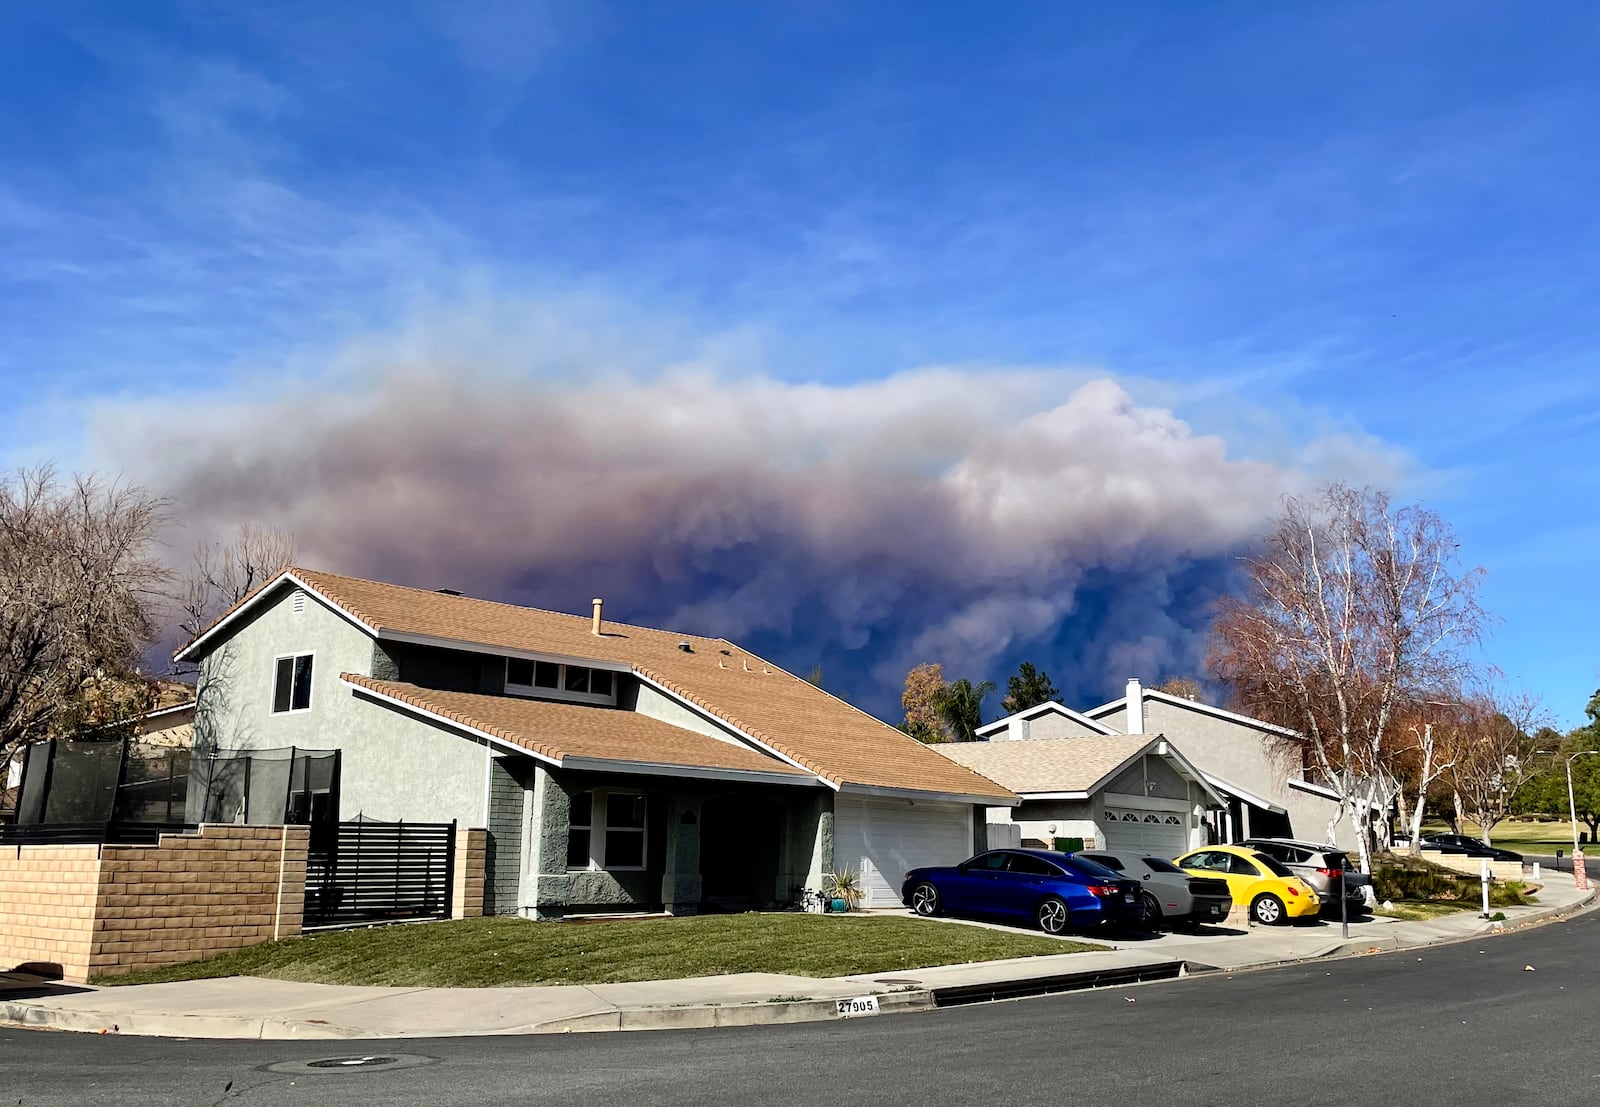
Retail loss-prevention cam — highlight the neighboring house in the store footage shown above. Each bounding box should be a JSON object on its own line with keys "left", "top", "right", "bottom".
{"left": 939, "top": 733, "right": 1225, "bottom": 857}
{"left": 1084, "top": 679, "right": 1360, "bottom": 852}
{"left": 175, "top": 568, "right": 1016, "bottom": 916}
{"left": 135, "top": 700, "right": 196, "bottom": 749}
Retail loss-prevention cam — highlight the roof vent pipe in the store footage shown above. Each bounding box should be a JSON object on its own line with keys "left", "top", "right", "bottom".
{"left": 1126, "top": 678, "right": 1145, "bottom": 735}
{"left": 592, "top": 598, "right": 603, "bottom": 636}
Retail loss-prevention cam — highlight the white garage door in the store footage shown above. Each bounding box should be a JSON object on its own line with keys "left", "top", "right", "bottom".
{"left": 1102, "top": 808, "right": 1188, "bottom": 860}
{"left": 833, "top": 794, "right": 973, "bottom": 909}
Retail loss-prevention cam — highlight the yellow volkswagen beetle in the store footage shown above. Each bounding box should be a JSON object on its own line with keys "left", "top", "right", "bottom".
{"left": 1174, "top": 845, "right": 1320, "bottom": 925}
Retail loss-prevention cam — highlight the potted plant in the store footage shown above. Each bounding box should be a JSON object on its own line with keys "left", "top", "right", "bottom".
{"left": 824, "top": 869, "right": 864, "bottom": 912}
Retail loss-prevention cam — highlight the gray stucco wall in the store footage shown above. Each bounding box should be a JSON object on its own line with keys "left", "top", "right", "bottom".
{"left": 192, "top": 583, "right": 489, "bottom": 825}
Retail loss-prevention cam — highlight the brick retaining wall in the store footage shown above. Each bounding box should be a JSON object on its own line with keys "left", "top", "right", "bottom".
{"left": 2, "top": 823, "right": 490, "bottom": 983}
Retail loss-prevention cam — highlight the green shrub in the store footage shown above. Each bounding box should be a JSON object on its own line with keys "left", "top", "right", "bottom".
{"left": 1371, "top": 861, "right": 1535, "bottom": 906}
{"left": 1372, "top": 863, "right": 1465, "bottom": 902}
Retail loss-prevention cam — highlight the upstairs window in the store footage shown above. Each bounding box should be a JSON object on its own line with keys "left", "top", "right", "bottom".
{"left": 272, "top": 654, "right": 314, "bottom": 714}
{"left": 504, "top": 658, "right": 618, "bottom": 704}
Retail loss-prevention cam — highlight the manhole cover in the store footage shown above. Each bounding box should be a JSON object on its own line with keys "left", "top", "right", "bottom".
{"left": 263, "top": 1054, "right": 437, "bottom": 1075}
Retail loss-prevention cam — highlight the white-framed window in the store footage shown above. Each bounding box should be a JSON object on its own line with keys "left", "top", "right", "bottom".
{"left": 272, "top": 653, "right": 315, "bottom": 714}
{"left": 566, "top": 790, "right": 648, "bottom": 872}
{"left": 505, "top": 658, "right": 617, "bottom": 705}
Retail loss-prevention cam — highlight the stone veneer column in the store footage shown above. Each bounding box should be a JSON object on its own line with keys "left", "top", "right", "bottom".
{"left": 528, "top": 765, "right": 573, "bottom": 920}
{"left": 661, "top": 795, "right": 703, "bottom": 915}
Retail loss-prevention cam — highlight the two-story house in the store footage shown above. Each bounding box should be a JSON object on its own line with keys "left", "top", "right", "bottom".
{"left": 945, "top": 680, "right": 1364, "bottom": 855}
{"left": 175, "top": 568, "right": 1016, "bottom": 916}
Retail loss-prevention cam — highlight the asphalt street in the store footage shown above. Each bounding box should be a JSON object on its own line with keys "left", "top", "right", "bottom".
{"left": 3, "top": 910, "right": 1597, "bottom": 1107}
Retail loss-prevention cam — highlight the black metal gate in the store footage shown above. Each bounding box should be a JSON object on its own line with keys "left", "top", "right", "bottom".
{"left": 304, "top": 818, "right": 457, "bottom": 928}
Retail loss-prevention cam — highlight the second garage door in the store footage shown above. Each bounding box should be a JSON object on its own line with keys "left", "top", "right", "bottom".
{"left": 1102, "top": 807, "right": 1189, "bottom": 859}
{"left": 833, "top": 794, "right": 973, "bottom": 909}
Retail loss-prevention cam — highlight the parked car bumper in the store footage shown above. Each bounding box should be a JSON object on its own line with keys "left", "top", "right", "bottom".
{"left": 1187, "top": 895, "right": 1232, "bottom": 922}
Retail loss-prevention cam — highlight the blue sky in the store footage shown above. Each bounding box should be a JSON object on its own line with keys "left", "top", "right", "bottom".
{"left": 3, "top": 3, "right": 1597, "bottom": 724}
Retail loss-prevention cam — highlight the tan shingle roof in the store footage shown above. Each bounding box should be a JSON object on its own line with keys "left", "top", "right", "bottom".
{"left": 935, "top": 736, "right": 1157, "bottom": 794}
{"left": 235, "top": 569, "right": 1013, "bottom": 801}
{"left": 342, "top": 675, "right": 813, "bottom": 779}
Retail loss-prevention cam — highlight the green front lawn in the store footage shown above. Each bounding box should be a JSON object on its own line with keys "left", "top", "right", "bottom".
{"left": 100, "top": 914, "right": 1094, "bottom": 988}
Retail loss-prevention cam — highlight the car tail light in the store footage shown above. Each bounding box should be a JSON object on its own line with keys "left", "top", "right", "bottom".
{"left": 1086, "top": 884, "right": 1118, "bottom": 897}
{"left": 1285, "top": 885, "right": 1299, "bottom": 896}
{"left": 1317, "top": 867, "right": 1341, "bottom": 879}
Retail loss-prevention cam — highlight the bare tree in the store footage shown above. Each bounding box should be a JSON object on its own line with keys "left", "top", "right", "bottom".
{"left": 0, "top": 467, "right": 171, "bottom": 764}
{"left": 1209, "top": 483, "right": 1487, "bottom": 873}
{"left": 176, "top": 524, "right": 296, "bottom": 663}
{"left": 1392, "top": 698, "right": 1472, "bottom": 855}
{"left": 1447, "top": 689, "right": 1550, "bottom": 845}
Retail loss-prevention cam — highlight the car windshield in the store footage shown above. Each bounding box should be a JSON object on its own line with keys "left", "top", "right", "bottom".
{"left": 1141, "top": 857, "right": 1185, "bottom": 874}
{"left": 1063, "top": 856, "right": 1124, "bottom": 881}
{"left": 1253, "top": 853, "right": 1296, "bottom": 878}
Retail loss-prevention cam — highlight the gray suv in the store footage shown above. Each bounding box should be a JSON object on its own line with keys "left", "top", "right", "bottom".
{"left": 1240, "top": 838, "right": 1370, "bottom": 913}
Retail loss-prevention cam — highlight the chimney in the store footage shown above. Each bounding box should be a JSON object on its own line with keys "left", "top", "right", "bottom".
{"left": 1126, "top": 678, "right": 1145, "bottom": 734}
{"left": 591, "top": 598, "right": 604, "bottom": 636}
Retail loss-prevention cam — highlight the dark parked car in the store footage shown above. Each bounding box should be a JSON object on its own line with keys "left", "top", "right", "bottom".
{"left": 1420, "top": 834, "right": 1523, "bottom": 863}
{"left": 903, "top": 849, "right": 1145, "bottom": 934}
{"left": 1240, "top": 837, "right": 1372, "bottom": 913}
{"left": 1076, "top": 851, "right": 1233, "bottom": 926}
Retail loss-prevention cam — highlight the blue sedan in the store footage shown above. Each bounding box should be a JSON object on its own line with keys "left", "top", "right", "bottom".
{"left": 902, "top": 849, "right": 1145, "bottom": 934}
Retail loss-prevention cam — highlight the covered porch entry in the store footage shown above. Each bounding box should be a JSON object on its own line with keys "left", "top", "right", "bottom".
{"left": 519, "top": 763, "right": 829, "bottom": 919}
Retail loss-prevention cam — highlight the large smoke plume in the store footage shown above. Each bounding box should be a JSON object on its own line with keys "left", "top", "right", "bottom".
{"left": 99, "top": 331, "right": 1375, "bottom": 719}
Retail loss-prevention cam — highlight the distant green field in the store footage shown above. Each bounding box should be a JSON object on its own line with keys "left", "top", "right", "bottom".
{"left": 1420, "top": 818, "right": 1588, "bottom": 854}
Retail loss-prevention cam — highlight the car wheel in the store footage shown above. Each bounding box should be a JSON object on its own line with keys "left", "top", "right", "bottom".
{"left": 910, "top": 881, "right": 941, "bottom": 917}
{"left": 1036, "top": 896, "right": 1071, "bottom": 935}
{"left": 1141, "top": 891, "right": 1164, "bottom": 929}
{"left": 1251, "top": 894, "right": 1286, "bottom": 926}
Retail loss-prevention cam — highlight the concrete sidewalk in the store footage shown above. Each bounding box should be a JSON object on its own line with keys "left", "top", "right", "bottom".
{"left": 4, "top": 873, "right": 1592, "bottom": 1041}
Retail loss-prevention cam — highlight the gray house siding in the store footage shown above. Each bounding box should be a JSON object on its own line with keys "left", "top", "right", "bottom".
{"left": 192, "top": 583, "right": 489, "bottom": 826}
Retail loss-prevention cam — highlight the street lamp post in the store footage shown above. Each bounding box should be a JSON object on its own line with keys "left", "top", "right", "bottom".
{"left": 1566, "top": 751, "right": 1600, "bottom": 892}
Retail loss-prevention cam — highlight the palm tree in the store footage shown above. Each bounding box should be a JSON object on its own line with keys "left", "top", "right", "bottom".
{"left": 937, "top": 678, "right": 996, "bottom": 743}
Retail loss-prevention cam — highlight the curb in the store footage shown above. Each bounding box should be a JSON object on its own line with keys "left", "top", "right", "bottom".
{"left": 5, "top": 891, "right": 1594, "bottom": 1041}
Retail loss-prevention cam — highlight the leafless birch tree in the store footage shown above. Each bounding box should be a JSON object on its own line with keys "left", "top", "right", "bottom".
{"left": 1208, "top": 483, "right": 1487, "bottom": 873}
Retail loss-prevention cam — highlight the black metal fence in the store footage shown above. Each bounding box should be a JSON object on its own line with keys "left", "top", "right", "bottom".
{"left": 304, "top": 818, "right": 457, "bottom": 928}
